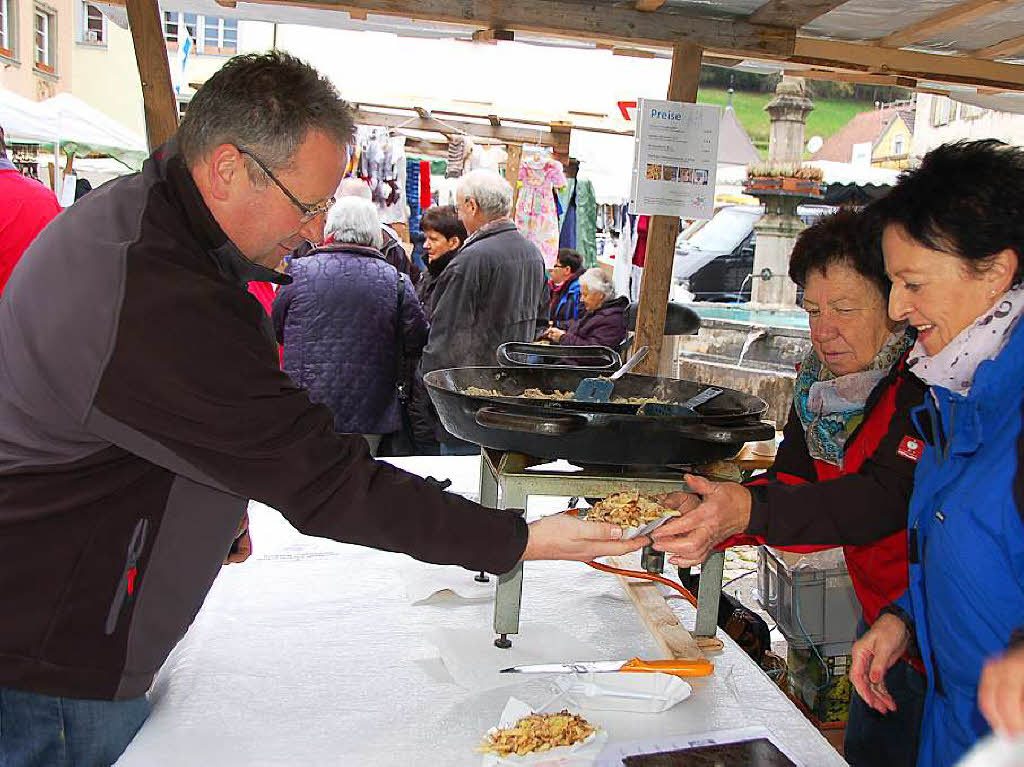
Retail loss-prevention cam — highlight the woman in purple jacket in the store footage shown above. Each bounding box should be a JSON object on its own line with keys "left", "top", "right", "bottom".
{"left": 542, "top": 267, "right": 628, "bottom": 350}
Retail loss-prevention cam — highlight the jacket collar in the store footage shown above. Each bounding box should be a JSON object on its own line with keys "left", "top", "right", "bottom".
{"left": 593, "top": 295, "right": 629, "bottom": 313}
{"left": 427, "top": 248, "right": 458, "bottom": 278}
{"left": 301, "top": 242, "right": 384, "bottom": 261}
{"left": 156, "top": 140, "right": 290, "bottom": 287}
{"left": 463, "top": 218, "right": 516, "bottom": 247}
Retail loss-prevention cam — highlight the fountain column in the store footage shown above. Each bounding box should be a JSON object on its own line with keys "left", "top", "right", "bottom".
{"left": 750, "top": 77, "right": 814, "bottom": 308}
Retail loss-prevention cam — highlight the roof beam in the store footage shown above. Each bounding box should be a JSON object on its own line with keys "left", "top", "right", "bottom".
{"left": 790, "top": 36, "right": 1024, "bottom": 90}
{"left": 880, "top": 0, "right": 1016, "bottom": 49}
{"left": 245, "top": 0, "right": 796, "bottom": 57}
{"left": 976, "top": 34, "right": 1024, "bottom": 60}
{"left": 352, "top": 107, "right": 565, "bottom": 146}
{"left": 793, "top": 67, "right": 917, "bottom": 87}
{"left": 748, "top": 0, "right": 851, "bottom": 28}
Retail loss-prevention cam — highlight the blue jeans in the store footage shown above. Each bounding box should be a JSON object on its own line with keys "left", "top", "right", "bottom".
{"left": 0, "top": 687, "right": 149, "bottom": 767}
{"left": 844, "top": 620, "right": 927, "bottom": 767}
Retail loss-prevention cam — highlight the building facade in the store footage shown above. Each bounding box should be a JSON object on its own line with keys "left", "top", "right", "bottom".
{"left": 912, "top": 92, "right": 1024, "bottom": 159}
{"left": 0, "top": 0, "right": 74, "bottom": 100}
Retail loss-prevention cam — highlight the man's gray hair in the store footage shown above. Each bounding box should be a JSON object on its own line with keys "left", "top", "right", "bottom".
{"left": 325, "top": 197, "right": 383, "bottom": 249}
{"left": 580, "top": 267, "right": 615, "bottom": 300}
{"left": 457, "top": 169, "right": 512, "bottom": 219}
{"left": 176, "top": 51, "right": 355, "bottom": 181}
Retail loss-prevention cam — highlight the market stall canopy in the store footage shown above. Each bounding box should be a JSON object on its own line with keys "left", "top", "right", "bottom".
{"left": 110, "top": 0, "right": 1024, "bottom": 93}
{"left": 0, "top": 88, "right": 55, "bottom": 144}
{"left": 37, "top": 93, "right": 147, "bottom": 168}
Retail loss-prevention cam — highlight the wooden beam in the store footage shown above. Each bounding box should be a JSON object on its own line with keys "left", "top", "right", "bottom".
{"left": 790, "top": 36, "right": 1024, "bottom": 90}
{"left": 794, "top": 67, "right": 917, "bottom": 87}
{"left": 749, "top": 0, "right": 851, "bottom": 28}
{"left": 352, "top": 107, "right": 561, "bottom": 146}
{"left": 214, "top": 0, "right": 237, "bottom": 7}
{"left": 880, "top": 0, "right": 1015, "bottom": 49}
{"left": 348, "top": 8, "right": 367, "bottom": 19}
{"left": 634, "top": 41, "right": 702, "bottom": 378}
{"left": 976, "top": 34, "right": 1024, "bottom": 60}
{"left": 243, "top": 0, "right": 796, "bottom": 57}
{"left": 613, "top": 47, "right": 657, "bottom": 58}
{"left": 635, "top": 0, "right": 667, "bottom": 10}
{"left": 125, "top": 0, "right": 178, "bottom": 151}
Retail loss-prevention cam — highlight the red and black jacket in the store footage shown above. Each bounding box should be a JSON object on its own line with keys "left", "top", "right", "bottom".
{"left": 727, "top": 352, "right": 927, "bottom": 629}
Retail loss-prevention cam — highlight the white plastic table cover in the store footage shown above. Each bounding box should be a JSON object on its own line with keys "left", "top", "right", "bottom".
{"left": 114, "top": 456, "right": 846, "bottom": 767}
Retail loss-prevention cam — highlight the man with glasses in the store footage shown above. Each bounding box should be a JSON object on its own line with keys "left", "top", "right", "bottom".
{"left": 0, "top": 52, "right": 643, "bottom": 766}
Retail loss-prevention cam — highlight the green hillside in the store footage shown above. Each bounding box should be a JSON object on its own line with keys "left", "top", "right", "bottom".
{"left": 697, "top": 87, "right": 874, "bottom": 159}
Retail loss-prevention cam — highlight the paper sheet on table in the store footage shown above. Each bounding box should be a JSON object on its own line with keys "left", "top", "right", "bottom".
{"left": 398, "top": 557, "right": 495, "bottom": 604}
{"left": 481, "top": 697, "right": 609, "bottom": 767}
{"left": 593, "top": 725, "right": 799, "bottom": 766}
{"left": 429, "top": 624, "right": 604, "bottom": 691}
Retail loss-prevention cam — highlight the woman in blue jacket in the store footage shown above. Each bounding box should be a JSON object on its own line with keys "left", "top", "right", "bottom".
{"left": 851, "top": 140, "right": 1024, "bottom": 767}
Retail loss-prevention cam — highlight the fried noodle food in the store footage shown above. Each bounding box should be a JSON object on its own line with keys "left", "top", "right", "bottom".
{"left": 587, "top": 491, "right": 680, "bottom": 528}
{"left": 477, "top": 710, "right": 596, "bottom": 757}
{"left": 462, "top": 386, "right": 669, "bottom": 406}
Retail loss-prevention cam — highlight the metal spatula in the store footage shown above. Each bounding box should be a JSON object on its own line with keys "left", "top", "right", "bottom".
{"left": 574, "top": 346, "right": 649, "bottom": 403}
{"left": 638, "top": 386, "right": 724, "bottom": 417}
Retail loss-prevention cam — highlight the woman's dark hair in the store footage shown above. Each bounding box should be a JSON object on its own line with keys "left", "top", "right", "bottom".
{"left": 420, "top": 205, "right": 467, "bottom": 244}
{"left": 556, "top": 249, "right": 582, "bottom": 272}
{"left": 788, "top": 208, "right": 889, "bottom": 298}
{"left": 868, "top": 139, "right": 1024, "bottom": 285}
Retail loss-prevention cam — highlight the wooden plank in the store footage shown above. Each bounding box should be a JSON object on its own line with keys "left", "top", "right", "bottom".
{"left": 608, "top": 557, "right": 706, "bottom": 660}
{"left": 247, "top": 0, "right": 796, "bottom": 57}
{"left": 472, "top": 27, "right": 514, "bottom": 43}
{"left": 635, "top": 0, "right": 667, "bottom": 10}
{"left": 795, "top": 68, "right": 917, "bottom": 87}
{"left": 634, "top": 41, "right": 701, "bottom": 378}
{"left": 749, "top": 0, "right": 851, "bottom": 28}
{"left": 125, "top": 0, "right": 178, "bottom": 151}
{"left": 352, "top": 107, "right": 561, "bottom": 146}
{"left": 880, "top": 0, "right": 1015, "bottom": 49}
{"left": 613, "top": 47, "right": 657, "bottom": 58}
{"left": 976, "top": 34, "right": 1024, "bottom": 60}
{"left": 790, "top": 36, "right": 1024, "bottom": 90}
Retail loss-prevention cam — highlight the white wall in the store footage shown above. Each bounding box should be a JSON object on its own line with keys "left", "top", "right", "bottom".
{"left": 912, "top": 92, "right": 1024, "bottom": 159}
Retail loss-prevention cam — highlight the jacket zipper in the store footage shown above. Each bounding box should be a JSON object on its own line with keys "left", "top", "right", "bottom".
{"left": 104, "top": 518, "right": 149, "bottom": 635}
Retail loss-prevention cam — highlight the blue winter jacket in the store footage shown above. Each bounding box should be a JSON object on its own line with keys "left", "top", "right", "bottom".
{"left": 272, "top": 243, "right": 428, "bottom": 435}
{"left": 896, "top": 317, "right": 1024, "bottom": 767}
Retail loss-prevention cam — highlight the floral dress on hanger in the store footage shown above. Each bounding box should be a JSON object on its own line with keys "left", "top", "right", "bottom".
{"left": 514, "top": 157, "right": 566, "bottom": 268}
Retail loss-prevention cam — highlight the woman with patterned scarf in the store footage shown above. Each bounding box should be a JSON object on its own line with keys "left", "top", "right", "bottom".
{"left": 850, "top": 141, "right": 1024, "bottom": 767}
{"left": 654, "top": 209, "right": 929, "bottom": 766}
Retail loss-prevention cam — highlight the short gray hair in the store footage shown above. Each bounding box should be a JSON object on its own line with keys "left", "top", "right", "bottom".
{"left": 457, "top": 169, "right": 512, "bottom": 219}
{"left": 325, "top": 197, "right": 382, "bottom": 249}
{"left": 580, "top": 267, "right": 615, "bottom": 300}
{"left": 177, "top": 51, "right": 354, "bottom": 178}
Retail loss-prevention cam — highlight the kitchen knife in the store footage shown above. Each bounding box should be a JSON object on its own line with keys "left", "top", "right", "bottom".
{"left": 500, "top": 657, "right": 713, "bottom": 679}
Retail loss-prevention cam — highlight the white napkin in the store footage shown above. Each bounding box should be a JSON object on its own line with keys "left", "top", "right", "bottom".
{"left": 555, "top": 672, "right": 692, "bottom": 713}
{"left": 480, "top": 697, "right": 609, "bottom": 767}
{"left": 428, "top": 624, "right": 604, "bottom": 691}
{"left": 398, "top": 558, "right": 495, "bottom": 604}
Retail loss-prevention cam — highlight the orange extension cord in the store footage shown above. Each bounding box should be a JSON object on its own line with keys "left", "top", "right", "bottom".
{"left": 584, "top": 560, "right": 698, "bottom": 608}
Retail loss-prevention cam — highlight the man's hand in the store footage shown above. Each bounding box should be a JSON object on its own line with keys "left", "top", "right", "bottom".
{"left": 654, "top": 491, "right": 701, "bottom": 515}
{"left": 649, "top": 475, "right": 752, "bottom": 567}
{"left": 850, "top": 613, "right": 909, "bottom": 713}
{"left": 522, "top": 513, "right": 648, "bottom": 562}
{"left": 224, "top": 511, "right": 252, "bottom": 565}
{"left": 543, "top": 327, "right": 565, "bottom": 342}
{"left": 979, "top": 644, "right": 1024, "bottom": 736}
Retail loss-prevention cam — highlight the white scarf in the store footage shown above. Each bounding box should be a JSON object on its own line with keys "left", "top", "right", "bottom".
{"left": 907, "top": 284, "right": 1024, "bottom": 395}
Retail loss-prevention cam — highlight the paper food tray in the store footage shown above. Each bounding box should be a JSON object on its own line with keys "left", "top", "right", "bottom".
{"left": 555, "top": 672, "right": 692, "bottom": 713}
{"left": 481, "top": 697, "right": 609, "bottom": 767}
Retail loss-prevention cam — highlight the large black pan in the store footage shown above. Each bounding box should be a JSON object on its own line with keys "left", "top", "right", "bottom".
{"left": 424, "top": 366, "right": 774, "bottom": 465}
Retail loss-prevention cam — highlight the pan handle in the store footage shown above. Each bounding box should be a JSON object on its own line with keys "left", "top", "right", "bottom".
{"left": 671, "top": 419, "right": 776, "bottom": 444}
{"left": 496, "top": 342, "right": 621, "bottom": 371}
{"left": 475, "top": 407, "right": 587, "bottom": 435}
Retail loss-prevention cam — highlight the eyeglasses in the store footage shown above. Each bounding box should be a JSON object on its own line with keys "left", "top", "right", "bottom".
{"left": 235, "top": 146, "right": 335, "bottom": 225}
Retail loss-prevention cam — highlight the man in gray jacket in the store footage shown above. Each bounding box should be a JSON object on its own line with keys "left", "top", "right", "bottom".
{"left": 421, "top": 170, "right": 549, "bottom": 453}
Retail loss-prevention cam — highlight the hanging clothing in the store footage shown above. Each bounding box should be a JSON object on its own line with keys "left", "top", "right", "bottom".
{"left": 514, "top": 157, "right": 567, "bottom": 268}
{"left": 633, "top": 215, "right": 650, "bottom": 268}
{"left": 574, "top": 178, "right": 598, "bottom": 268}
{"left": 469, "top": 144, "right": 507, "bottom": 173}
{"left": 446, "top": 136, "right": 468, "bottom": 178}
{"left": 557, "top": 181, "right": 578, "bottom": 251}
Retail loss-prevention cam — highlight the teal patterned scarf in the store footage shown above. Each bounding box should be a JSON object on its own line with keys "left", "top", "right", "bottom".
{"left": 795, "top": 331, "right": 913, "bottom": 467}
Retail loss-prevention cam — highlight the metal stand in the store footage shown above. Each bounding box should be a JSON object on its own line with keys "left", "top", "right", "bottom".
{"left": 477, "top": 448, "right": 725, "bottom": 647}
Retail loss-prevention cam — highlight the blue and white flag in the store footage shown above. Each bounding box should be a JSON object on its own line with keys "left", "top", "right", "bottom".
{"left": 172, "top": 18, "right": 193, "bottom": 95}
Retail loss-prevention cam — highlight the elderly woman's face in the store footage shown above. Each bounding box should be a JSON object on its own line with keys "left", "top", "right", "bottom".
{"left": 884, "top": 224, "right": 1017, "bottom": 356}
{"left": 581, "top": 284, "right": 605, "bottom": 312}
{"left": 803, "top": 262, "right": 895, "bottom": 377}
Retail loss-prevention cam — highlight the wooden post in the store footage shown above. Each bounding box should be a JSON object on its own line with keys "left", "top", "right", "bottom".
{"left": 126, "top": 0, "right": 179, "bottom": 152}
{"left": 633, "top": 41, "right": 702, "bottom": 377}
{"left": 505, "top": 142, "right": 523, "bottom": 215}
{"left": 549, "top": 121, "right": 572, "bottom": 166}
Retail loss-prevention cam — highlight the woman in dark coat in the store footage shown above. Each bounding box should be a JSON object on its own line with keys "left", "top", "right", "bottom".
{"left": 272, "top": 197, "right": 428, "bottom": 456}
{"left": 542, "top": 267, "right": 628, "bottom": 350}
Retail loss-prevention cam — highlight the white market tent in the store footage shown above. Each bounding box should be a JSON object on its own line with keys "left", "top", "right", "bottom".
{"left": 0, "top": 88, "right": 56, "bottom": 144}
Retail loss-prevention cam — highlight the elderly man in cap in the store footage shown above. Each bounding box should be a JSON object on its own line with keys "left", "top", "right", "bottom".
{"left": 0, "top": 52, "right": 643, "bottom": 766}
